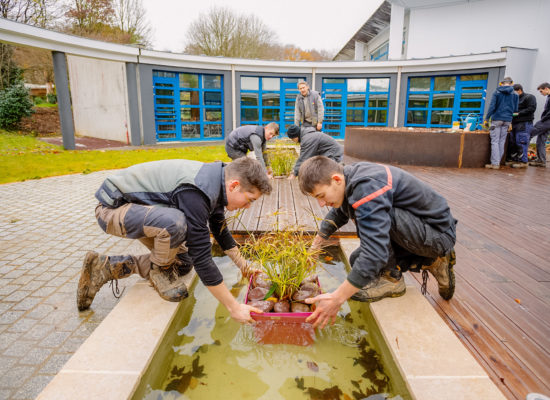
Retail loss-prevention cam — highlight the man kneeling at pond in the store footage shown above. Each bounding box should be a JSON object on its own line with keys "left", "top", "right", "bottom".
{"left": 285, "top": 124, "right": 343, "bottom": 180}
{"left": 225, "top": 122, "right": 279, "bottom": 177}
{"left": 298, "top": 156, "right": 457, "bottom": 329}
{"left": 77, "top": 157, "right": 271, "bottom": 324}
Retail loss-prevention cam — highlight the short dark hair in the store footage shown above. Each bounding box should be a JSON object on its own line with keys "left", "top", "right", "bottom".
{"left": 225, "top": 158, "right": 272, "bottom": 195}
{"left": 513, "top": 84, "right": 523, "bottom": 92}
{"left": 537, "top": 82, "right": 550, "bottom": 90}
{"left": 298, "top": 156, "right": 343, "bottom": 194}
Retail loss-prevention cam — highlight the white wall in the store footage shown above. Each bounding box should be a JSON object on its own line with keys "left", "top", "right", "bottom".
{"left": 67, "top": 56, "right": 130, "bottom": 142}
{"left": 405, "top": 0, "right": 550, "bottom": 118}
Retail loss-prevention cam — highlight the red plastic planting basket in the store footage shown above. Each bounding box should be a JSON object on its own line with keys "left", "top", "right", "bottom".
{"left": 244, "top": 277, "right": 319, "bottom": 346}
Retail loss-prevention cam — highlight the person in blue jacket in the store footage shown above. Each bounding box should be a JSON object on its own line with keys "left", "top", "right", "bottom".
{"left": 484, "top": 77, "right": 519, "bottom": 169}
{"left": 77, "top": 157, "right": 272, "bottom": 325}
{"left": 298, "top": 156, "right": 457, "bottom": 329}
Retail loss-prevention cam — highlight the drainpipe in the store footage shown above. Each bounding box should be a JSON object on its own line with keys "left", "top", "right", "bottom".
{"left": 393, "top": 66, "right": 402, "bottom": 127}
{"left": 311, "top": 67, "right": 316, "bottom": 91}
{"left": 52, "top": 51, "right": 75, "bottom": 150}
{"left": 231, "top": 64, "right": 236, "bottom": 130}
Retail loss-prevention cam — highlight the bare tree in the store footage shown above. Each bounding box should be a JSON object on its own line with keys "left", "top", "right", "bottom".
{"left": 0, "top": 0, "right": 59, "bottom": 26}
{"left": 65, "top": 0, "right": 115, "bottom": 36}
{"left": 184, "top": 7, "right": 277, "bottom": 59}
{"left": 113, "top": 0, "right": 152, "bottom": 46}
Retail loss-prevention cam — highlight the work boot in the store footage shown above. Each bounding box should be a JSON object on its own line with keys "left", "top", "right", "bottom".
{"left": 512, "top": 162, "right": 528, "bottom": 169}
{"left": 421, "top": 249, "right": 456, "bottom": 300}
{"left": 529, "top": 160, "right": 546, "bottom": 168}
{"left": 484, "top": 164, "right": 500, "bottom": 170}
{"left": 351, "top": 271, "right": 406, "bottom": 303}
{"left": 149, "top": 262, "right": 188, "bottom": 302}
{"left": 77, "top": 251, "right": 134, "bottom": 311}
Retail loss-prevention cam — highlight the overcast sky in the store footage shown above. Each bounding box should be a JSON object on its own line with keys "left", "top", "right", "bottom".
{"left": 141, "top": 0, "right": 384, "bottom": 55}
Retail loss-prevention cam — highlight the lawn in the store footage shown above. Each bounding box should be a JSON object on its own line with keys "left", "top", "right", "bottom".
{"left": 0, "top": 130, "right": 231, "bottom": 184}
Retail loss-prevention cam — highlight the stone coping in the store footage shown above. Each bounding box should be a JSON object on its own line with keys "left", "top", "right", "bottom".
{"left": 37, "top": 240, "right": 505, "bottom": 400}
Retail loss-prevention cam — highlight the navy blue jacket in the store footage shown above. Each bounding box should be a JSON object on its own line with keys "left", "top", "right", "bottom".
{"left": 318, "top": 162, "right": 454, "bottom": 289}
{"left": 485, "top": 86, "right": 519, "bottom": 122}
{"left": 513, "top": 92, "right": 537, "bottom": 124}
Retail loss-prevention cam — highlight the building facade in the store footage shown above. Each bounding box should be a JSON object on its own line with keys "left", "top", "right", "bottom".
{"left": 0, "top": 10, "right": 537, "bottom": 148}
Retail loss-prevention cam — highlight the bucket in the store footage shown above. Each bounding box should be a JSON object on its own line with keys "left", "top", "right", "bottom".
{"left": 245, "top": 277, "right": 320, "bottom": 346}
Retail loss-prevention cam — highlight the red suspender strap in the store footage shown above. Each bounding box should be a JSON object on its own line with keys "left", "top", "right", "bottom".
{"left": 352, "top": 165, "right": 393, "bottom": 209}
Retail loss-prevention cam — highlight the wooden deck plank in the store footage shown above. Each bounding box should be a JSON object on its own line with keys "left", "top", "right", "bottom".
{"left": 290, "top": 179, "right": 319, "bottom": 232}
{"left": 278, "top": 178, "right": 297, "bottom": 230}
{"left": 257, "top": 178, "right": 280, "bottom": 231}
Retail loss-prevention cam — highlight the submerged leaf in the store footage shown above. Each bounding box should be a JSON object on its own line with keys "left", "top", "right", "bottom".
{"left": 307, "top": 361, "right": 319, "bottom": 372}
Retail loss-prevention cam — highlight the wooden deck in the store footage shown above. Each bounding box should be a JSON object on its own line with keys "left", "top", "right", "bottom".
{"left": 225, "top": 164, "right": 550, "bottom": 400}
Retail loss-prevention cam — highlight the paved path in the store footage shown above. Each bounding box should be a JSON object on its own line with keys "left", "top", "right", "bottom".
{"left": 0, "top": 172, "right": 144, "bottom": 400}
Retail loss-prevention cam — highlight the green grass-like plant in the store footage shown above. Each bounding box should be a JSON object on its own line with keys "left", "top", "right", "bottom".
{"left": 240, "top": 228, "right": 321, "bottom": 301}
{"left": 267, "top": 145, "right": 297, "bottom": 177}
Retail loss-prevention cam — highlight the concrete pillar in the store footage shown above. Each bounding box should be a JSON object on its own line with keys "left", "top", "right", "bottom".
{"left": 52, "top": 51, "right": 75, "bottom": 150}
{"left": 125, "top": 63, "right": 142, "bottom": 145}
{"left": 388, "top": 4, "right": 405, "bottom": 60}
{"left": 354, "top": 41, "right": 365, "bottom": 61}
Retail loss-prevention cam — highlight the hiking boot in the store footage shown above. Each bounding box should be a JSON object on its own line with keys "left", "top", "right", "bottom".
{"left": 351, "top": 271, "right": 406, "bottom": 303}
{"left": 529, "top": 160, "right": 546, "bottom": 167}
{"left": 504, "top": 160, "right": 516, "bottom": 166}
{"left": 149, "top": 262, "right": 188, "bottom": 302}
{"left": 512, "top": 162, "right": 528, "bottom": 169}
{"left": 421, "top": 249, "right": 456, "bottom": 300}
{"left": 484, "top": 164, "right": 500, "bottom": 170}
{"left": 77, "top": 251, "right": 134, "bottom": 311}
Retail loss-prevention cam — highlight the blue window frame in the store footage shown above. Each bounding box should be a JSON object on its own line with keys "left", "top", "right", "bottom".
{"left": 322, "top": 77, "right": 391, "bottom": 139}
{"left": 405, "top": 74, "right": 487, "bottom": 129}
{"left": 153, "top": 70, "right": 224, "bottom": 142}
{"left": 370, "top": 42, "right": 389, "bottom": 61}
{"left": 240, "top": 76, "right": 304, "bottom": 136}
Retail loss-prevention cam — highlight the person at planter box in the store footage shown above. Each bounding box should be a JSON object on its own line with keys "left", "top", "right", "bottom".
{"left": 509, "top": 84, "right": 537, "bottom": 168}
{"left": 298, "top": 156, "right": 457, "bottom": 329}
{"left": 286, "top": 124, "right": 343, "bottom": 180}
{"left": 528, "top": 82, "right": 550, "bottom": 168}
{"left": 484, "top": 77, "right": 519, "bottom": 170}
{"left": 77, "top": 157, "right": 271, "bottom": 324}
{"left": 225, "top": 123, "right": 279, "bottom": 177}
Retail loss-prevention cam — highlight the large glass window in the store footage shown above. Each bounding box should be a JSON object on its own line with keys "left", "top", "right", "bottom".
{"left": 405, "top": 74, "right": 487, "bottom": 128}
{"left": 153, "top": 70, "right": 224, "bottom": 141}
{"left": 240, "top": 76, "right": 305, "bottom": 134}
{"left": 322, "top": 77, "right": 390, "bottom": 138}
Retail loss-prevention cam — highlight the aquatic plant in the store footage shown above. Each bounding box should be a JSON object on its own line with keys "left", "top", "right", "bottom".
{"left": 240, "top": 228, "right": 322, "bottom": 301}
{"left": 267, "top": 144, "right": 297, "bottom": 177}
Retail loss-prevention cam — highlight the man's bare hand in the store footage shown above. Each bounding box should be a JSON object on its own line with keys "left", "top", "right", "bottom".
{"left": 230, "top": 303, "right": 263, "bottom": 325}
{"left": 304, "top": 292, "right": 344, "bottom": 329}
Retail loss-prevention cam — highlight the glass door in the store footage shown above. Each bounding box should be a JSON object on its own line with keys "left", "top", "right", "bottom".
{"left": 322, "top": 79, "right": 346, "bottom": 139}
{"left": 454, "top": 78, "right": 487, "bottom": 129}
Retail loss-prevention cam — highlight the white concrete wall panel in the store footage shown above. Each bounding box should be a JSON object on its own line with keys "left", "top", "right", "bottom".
{"left": 406, "top": 0, "right": 550, "bottom": 119}
{"left": 67, "top": 55, "right": 129, "bottom": 142}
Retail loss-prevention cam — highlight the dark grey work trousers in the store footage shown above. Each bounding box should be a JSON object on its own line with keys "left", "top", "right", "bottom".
{"left": 350, "top": 207, "right": 457, "bottom": 277}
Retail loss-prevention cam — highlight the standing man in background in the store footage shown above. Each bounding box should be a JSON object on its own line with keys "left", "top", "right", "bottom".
{"left": 528, "top": 82, "right": 550, "bottom": 168}
{"left": 510, "top": 84, "right": 537, "bottom": 168}
{"left": 294, "top": 80, "right": 324, "bottom": 131}
{"left": 484, "top": 77, "right": 519, "bottom": 170}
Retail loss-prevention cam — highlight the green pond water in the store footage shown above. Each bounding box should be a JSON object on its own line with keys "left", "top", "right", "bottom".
{"left": 137, "top": 248, "right": 410, "bottom": 400}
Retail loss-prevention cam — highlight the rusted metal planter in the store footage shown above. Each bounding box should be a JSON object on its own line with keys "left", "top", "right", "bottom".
{"left": 344, "top": 127, "right": 491, "bottom": 168}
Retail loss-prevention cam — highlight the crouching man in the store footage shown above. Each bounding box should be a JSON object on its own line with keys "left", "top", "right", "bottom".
{"left": 77, "top": 157, "right": 271, "bottom": 324}
{"left": 298, "top": 156, "right": 457, "bottom": 329}
{"left": 285, "top": 124, "right": 343, "bottom": 180}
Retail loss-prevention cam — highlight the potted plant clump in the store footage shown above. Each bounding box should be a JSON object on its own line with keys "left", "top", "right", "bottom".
{"left": 267, "top": 142, "right": 297, "bottom": 178}
{"left": 240, "top": 229, "right": 322, "bottom": 345}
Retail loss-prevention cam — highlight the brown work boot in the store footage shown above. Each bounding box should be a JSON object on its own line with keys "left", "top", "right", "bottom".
{"left": 77, "top": 251, "right": 134, "bottom": 311}
{"left": 149, "top": 262, "right": 188, "bottom": 302}
{"left": 351, "top": 271, "right": 406, "bottom": 303}
{"left": 421, "top": 249, "right": 456, "bottom": 300}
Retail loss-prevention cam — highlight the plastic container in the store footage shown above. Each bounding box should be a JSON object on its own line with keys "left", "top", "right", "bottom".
{"left": 245, "top": 277, "right": 319, "bottom": 346}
